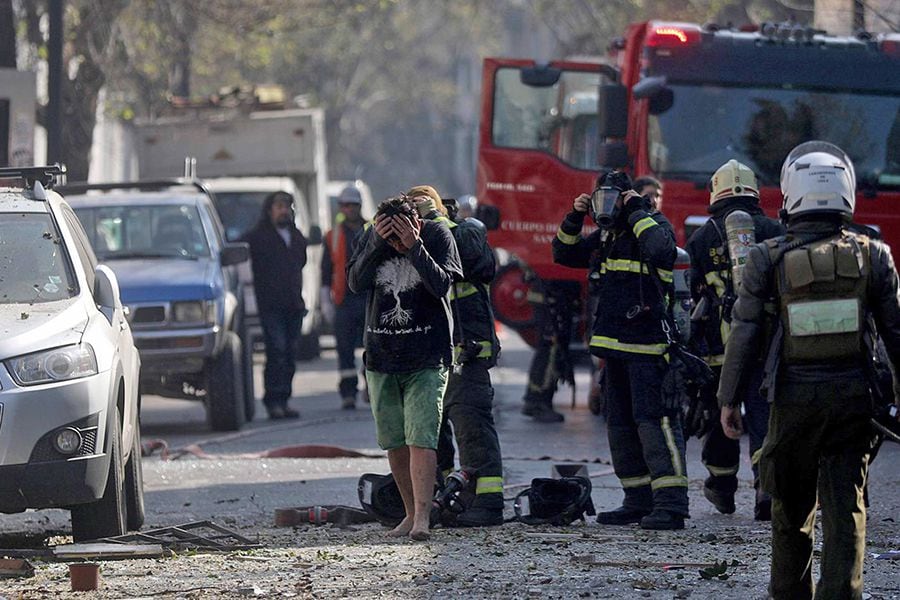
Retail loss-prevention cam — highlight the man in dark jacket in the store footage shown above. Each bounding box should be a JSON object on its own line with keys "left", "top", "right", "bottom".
{"left": 347, "top": 194, "right": 462, "bottom": 541}
{"left": 409, "top": 185, "right": 505, "bottom": 527}
{"left": 553, "top": 171, "right": 687, "bottom": 530}
{"left": 242, "top": 191, "right": 308, "bottom": 419}
{"left": 686, "top": 159, "right": 784, "bottom": 520}
{"left": 719, "top": 142, "right": 900, "bottom": 599}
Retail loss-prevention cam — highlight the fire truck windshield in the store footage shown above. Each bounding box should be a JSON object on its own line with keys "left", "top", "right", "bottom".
{"left": 648, "top": 83, "right": 900, "bottom": 188}
{"left": 491, "top": 67, "right": 601, "bottom": 170}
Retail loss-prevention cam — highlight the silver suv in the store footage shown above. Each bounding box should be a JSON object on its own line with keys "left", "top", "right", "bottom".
{"left": 0, "top": 166, "right": 143, "bottom": 541}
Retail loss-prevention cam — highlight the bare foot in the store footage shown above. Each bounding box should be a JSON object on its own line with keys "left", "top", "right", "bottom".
{"left": 409, "top": 521, "right": 430, "bottom": 541}
{"left": 388, "top": 517, "right": 413, "bottom": 537}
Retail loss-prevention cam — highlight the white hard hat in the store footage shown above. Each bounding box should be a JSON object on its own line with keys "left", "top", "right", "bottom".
{"left": 457, "top": 194, "right": 478, "bottom": 213}
{"left": 780, "top": 141, "right": 856, "bottom": 218}
{"left": 709, "top": 160, "right": 759, "bottom": 205}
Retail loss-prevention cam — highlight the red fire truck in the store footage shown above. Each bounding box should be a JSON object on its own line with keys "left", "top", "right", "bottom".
{"left": 478, "top": 20, "right": 900, "bottom": 344}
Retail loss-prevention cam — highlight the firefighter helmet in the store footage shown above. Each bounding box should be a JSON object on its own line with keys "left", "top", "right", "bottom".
{"left": 780, "top": 141, "right": 856, "bottom": 218}
{"left": 709, "top": 159, "right": 759, "bottom": 205}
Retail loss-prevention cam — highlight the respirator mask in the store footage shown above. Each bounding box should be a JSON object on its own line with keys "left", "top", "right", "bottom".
{"left": 590, "top": 171, "right": 632, "bottom": 229}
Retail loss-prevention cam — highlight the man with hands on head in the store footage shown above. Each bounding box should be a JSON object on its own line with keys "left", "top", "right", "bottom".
{"left": 347, "top": 194, "right": 462, "bottom": 541}
{"left": 553, "top": 171, "right": 687, "bottom": 531}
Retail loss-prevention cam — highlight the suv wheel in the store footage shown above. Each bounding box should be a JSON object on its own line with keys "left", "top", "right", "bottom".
{"left": 124, "top": 415, "right": 145, "bottom": 531}
{"left": 71, "top": 408, "right": 127, "bottom": 541}
{"left": 206, "top": 331, "right": 246, "bottom": 431}
{"left": 241, "top": 326, "right": 256, "bottom": 422}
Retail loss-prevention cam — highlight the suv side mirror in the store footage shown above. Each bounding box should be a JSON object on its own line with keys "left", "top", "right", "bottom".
{"left": 221, "top": 242, "right": 250, "bottom": 266}
{"left": 475, "top": 205, "right": 501, "bottom": 231}
{"left": 94, "top": 264, "right": 122, "bottom": 324}
{"left": 307, "top": 224, "right": 323, "bottom": 245}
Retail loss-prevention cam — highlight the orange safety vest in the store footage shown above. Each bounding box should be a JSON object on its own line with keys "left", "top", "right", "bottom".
{"left": 326, "top": 225, "right": 349, "bottom": 306}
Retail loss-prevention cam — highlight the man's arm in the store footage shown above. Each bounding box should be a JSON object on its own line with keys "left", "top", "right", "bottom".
{"left": 552, "top": 210, "right": 595, "bottom": 269}
{"left": 456, "top": 225, "right": 495, "bottom": 284}
{"left": 717, "top": 243, "right": 770, "bottom": 408}
{"left": 629, "top": 209, "right": 675, "bottom": 269}
{"left": 320, "top": 234, "right": 334, "bottom": 287}
{"left": 408, "top": 222, "right": 462, "bottom": 299}
{"left": 869, "top": 241, "right": 900, "bottom": 405}
{"left": 347, "top": 227, "right": 389, "bottom": 293}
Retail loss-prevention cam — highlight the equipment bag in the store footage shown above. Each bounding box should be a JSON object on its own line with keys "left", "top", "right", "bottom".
{"left": 357, "top": 473, "right": 406, "bottom": 527}
{"left": 513, "top": 476, "right": 594, "bottom": 526}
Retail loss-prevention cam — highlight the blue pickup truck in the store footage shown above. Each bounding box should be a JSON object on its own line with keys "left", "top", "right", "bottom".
{"left": 62, "top": 179, "right": 254, "bottom": 431}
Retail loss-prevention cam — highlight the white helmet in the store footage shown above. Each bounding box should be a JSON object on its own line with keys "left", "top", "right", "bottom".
{"left": 780, "top": 141, "right": 856, "bottom": 218}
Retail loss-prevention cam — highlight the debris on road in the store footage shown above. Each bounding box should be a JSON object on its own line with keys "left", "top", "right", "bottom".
{"left": 69, "top": 562, "right": 100, "bottom": 591}
{"left": 98, "top": 521, "right": 260, "bottom": 552}
{"left": 52, "top": 543, "right": 167, "bottom": 561}
{"left": 274, "top": 505, "right": 375, "bottom": 527}
{"left": 0, "top": 557, "right": 34, "bottom": 579}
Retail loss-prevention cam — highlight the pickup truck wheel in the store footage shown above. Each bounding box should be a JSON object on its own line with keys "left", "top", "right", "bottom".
{"left": 124, "top": 415, "right": 145, "bottom": 531}
{"left": 71, "top": 408, "right": 127, "bottom": 541}
{"left": 206, "top": 331, "right": 246, "bottom": 431}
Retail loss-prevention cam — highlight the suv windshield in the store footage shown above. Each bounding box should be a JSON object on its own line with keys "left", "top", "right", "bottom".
{"left": 492, "top": 67, "right": 601, "bottom": 170}
{"left": 210, "top": 192, "right": 268, "bottom": 242}
{"left": 648, "top": 83, "right": 900, "bottom": 187}
{"left": 74, "top": 204, "right": 211, "bottom": 260}
{"left": 0, "top": 213, "right": 76, "bottom": 303}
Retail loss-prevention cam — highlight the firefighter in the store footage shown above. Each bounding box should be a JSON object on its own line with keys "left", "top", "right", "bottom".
{"left": 521, "top": 279, "right": 579, "bottom": 423}
{"left": 321, "top": 185, "right": 367, "bottom": 409}
{"left": 408, "top": 186, "right": 505, "bottom": 527}
{"left": 686, "top": 160, "right": 783, "bottom": 520}
{"left": 718, "top": 142, "right": 900, "bottom": 599}
{"left": 553, "top": 171, "right": 688, "bottom": 530}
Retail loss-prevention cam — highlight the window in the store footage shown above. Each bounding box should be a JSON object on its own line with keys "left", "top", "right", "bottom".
{"left": 492, "top": 68, "right": 602, "bottom": 170}
{"left": 0, "top": 213, "right": 77, "bottom": 304}
{"left": 74, "top": 204, "right": 211, "bottom": 260}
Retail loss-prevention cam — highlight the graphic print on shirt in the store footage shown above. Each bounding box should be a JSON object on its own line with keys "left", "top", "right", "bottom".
{"left": 375, "top": 257, "right": 421, "bottom": 326}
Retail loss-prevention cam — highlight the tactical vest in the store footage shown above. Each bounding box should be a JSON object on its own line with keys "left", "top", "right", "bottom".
{"left": 769, "top": 232, "right": 870, "bottom": 365}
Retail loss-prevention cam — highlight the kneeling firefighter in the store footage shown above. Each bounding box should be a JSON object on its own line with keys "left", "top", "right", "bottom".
{"left": 553, "top": 171, "right": 688, "bottom": 530}
{"left": 685, "top": 159, "right": 784, "bottom": 520}
{"left": 718, "top": 142, "right": 900, "bottom": 599}
{"left": 408, "top": 186, "right": 505, "bottom": 527}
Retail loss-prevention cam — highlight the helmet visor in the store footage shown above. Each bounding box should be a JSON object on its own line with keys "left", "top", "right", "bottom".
{"left": 781, "top": 141, "right": 856, "bottom": 194}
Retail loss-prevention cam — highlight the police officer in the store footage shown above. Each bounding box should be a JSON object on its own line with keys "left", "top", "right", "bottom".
{"left": 408, "top": 186, "right": 505, "bottom": 527}
{"left": 686, "top": 160, "right": 783, "bottom": 520}
{"left": 718, "top": 142, "right": 900, "bottom": 599}
{"left": 553, "top": 171, "right": 688, "bottom": 530}
{"left": 321, "top": 186, "right": 367, "bottom": 409}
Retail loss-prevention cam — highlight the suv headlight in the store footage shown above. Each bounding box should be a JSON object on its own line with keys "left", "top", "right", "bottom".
{"left": 8, "top": 344, "right": 99, "bottom": 386}
{"left": 173, "top": 300, "right": 216, "bottom": 324}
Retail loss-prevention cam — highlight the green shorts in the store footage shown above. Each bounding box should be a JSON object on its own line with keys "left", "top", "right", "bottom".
{"left": 366, "top": 367, "right": 448, "bottom": 450}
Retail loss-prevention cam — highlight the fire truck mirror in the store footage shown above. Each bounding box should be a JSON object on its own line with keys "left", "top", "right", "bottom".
{"left": 598, "top": 142, "right": 629, "bottom": 170}
{"left": 597, "top": 84, "right": 628, "bottom": 138}
{"left": 475, "top": 204, "right": 500, "bottom": 230}
{"left": 520, "top": 65, "right": 562, "bottom": 88}
{"left": 632, "top": 75, "right": 668, "bottom": 99}
{"left": 648, "top": 89, "right": 674, "bottom": 115}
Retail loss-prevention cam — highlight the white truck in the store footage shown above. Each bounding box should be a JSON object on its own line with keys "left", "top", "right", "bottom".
{"left": 133, "top": 103, "right": 329, "bottom": 359}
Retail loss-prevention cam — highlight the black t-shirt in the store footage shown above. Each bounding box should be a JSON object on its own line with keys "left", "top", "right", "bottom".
{"left": 346, "top": 220, "right": 463, "bottom": 373}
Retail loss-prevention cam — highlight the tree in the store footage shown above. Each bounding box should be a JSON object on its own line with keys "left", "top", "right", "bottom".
{"left": 0, "top": 0, "right": 14, "bottom": 68}
{"left": 375, "top": 257, "right": 421, "bottom": 327}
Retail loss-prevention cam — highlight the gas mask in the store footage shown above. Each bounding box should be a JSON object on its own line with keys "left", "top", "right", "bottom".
{"left": 590, "top": 171, "right": 633, "bottom": 229}
{"left": 590, "top": 187, "right": 622, "bottom": 229}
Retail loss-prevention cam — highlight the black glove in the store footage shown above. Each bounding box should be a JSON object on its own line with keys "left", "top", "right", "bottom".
{"left": 621, "top": 194, "right": 651, "bottom": 221}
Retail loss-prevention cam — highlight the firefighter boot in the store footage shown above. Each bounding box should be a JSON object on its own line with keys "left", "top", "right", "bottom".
{"left": 596, "top": 506, "right": 650, "bottom": 525}
{"left": 454, "top": 493, "right": 505, "bottom": 527}
{"left": 640, "top": 509, "right": 685, "bottom": 530}
{"left": 702, "top": 476, "right": 736, "bottom": 515}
